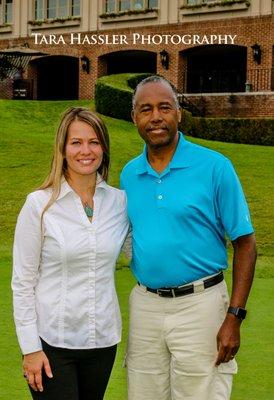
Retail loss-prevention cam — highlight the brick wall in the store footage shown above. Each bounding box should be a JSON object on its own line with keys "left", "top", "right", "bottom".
{"left": 0, "top": 14, "right": 273, "bottom": 117}
{"left": 185, "top": 93, "right": 274, "bottom": 118}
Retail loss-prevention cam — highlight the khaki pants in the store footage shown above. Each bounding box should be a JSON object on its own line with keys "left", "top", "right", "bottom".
{"left": 126, "top": 279, "right": 237, "bottom": 400}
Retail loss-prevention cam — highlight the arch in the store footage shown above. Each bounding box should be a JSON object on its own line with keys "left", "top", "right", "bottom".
{"left": 179, "top": 45, "right": 247, "bottom": 93}
{"left": 98, "top": 50, "right": 157, "bottom": 75}
{"left": 29, "top": 55, "right": 79, "bottom": 100}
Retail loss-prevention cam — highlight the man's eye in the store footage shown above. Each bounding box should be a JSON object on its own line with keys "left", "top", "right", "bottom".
{"left": 140, "top": 108, "right": 150, "bottom": 113}
{"left": 160, "top": 105, "right": 171, "bottom": 111}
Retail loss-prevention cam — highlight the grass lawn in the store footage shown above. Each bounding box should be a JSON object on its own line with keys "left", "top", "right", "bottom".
{"left": 0, "top": 100, "right": 273, "bottom": 399}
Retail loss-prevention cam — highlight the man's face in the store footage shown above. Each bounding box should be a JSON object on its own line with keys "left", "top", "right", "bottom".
{"left": 132, "top": 82, "right": 181, "bottom": 149}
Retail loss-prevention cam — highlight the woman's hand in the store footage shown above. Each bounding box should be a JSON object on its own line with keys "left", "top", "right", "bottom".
{"left": 23, "top": 350, "right": 53, "bottom": 392}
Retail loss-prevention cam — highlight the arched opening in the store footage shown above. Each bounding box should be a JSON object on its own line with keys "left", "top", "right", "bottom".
{"left": 181, "top": 45, "right": 247, "bottom": 93}
{"left": 30, "top": 55, "right": 79, "bottom": 100}
{"left": 99, "top": 50, "right": 157, "bottom": 75}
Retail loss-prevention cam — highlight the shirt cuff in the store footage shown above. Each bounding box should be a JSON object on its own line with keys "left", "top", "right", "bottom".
{"left": 16, "top": 324, "right": 42, "bottom": 355}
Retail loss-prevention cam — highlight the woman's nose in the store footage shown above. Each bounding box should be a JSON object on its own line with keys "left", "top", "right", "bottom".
{"left": 80, "top": 142, "right": 91, "bottom": 154}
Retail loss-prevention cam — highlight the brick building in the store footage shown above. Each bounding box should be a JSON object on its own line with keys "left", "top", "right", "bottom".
{"left": 0, "top": 0, "right": 273, "bottom": 117}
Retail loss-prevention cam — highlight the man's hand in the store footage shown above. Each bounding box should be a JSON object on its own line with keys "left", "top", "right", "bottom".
{"left": 23, "top": 350, "right": 53, "bottom": 392}
{"left": 215, "top": 233, "right": 256, "bottom": 366}
{"left": 215, "top": 314, "right": 241, "bottom": 366}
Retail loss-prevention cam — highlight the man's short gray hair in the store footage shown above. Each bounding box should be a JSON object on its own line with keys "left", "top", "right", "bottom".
{"left": 132, "top": 75, "right": 180, "bottom": 110}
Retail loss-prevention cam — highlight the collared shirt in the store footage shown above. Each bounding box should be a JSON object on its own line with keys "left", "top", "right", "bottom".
{"left": 12, "top": 177, "right": 129, "bottom": 355}
{"left": 120, "top": 132, "right": 254, "bottom": 289}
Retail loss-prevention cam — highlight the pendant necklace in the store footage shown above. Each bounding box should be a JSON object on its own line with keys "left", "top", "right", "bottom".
{"left": 84, "top": 203, "right": 93, "bottom": 218}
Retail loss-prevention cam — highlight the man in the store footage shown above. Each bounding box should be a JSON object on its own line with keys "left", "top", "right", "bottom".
{"left": 120, "top": 76, "right": 256, "bottom": 400}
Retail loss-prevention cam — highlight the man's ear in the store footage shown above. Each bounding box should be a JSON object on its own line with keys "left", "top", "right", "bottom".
{"left": 131, "top": 110, "right": 136, "bottom": 125}
{"left": 177, "top": 107, "right": 182, "bottom": 123}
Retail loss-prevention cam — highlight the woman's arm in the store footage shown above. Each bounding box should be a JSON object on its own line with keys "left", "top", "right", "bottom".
{"left": 12, "top": 193, "right": 53, "bottom": 391}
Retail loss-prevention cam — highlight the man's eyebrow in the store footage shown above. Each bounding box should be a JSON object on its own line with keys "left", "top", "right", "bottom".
{"left": 138, "top": 101, "right": 172, "bottom": 108}
{"left": 138, "top": 103, "right": 151, "bottom": 108}
{"left": 158, "top": 101, "right": 173, "bottom": 106}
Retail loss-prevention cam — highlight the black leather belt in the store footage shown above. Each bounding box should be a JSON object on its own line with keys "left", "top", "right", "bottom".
{"left": 138, "top": 271, "right": 224, "bottom": 298}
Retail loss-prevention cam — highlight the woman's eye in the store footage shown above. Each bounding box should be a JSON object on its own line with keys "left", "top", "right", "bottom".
{"left": 71, "top": 141, "right": 80, "bottom": 145}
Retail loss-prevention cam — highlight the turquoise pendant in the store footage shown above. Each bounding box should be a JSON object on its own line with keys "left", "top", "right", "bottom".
{"left": 84, "top": 204, "right": 93, "bottom": 218}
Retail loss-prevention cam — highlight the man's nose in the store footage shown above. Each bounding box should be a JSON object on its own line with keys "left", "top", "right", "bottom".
{"left": 150, "top": 107, "right": 163, "bottom": 122}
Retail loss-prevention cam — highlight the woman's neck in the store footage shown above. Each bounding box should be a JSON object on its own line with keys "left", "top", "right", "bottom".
{"left": 67, "top": 173, "right": 97, "bottom": 201}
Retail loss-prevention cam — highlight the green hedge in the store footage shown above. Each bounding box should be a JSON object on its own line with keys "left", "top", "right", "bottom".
{"left": 95, "top": 74, "right": 274, "bottom": 145}
{"left": 95, "top": 73, "right": 152, "bottom": 121}
{"left": 179, "top": 110, "right": 274, "bottom": 146}
{"left": 95, "top": 81, "right": 132, "bottom": 120}
{"left": 127, "top": 73, "right": 153, "bottom": 90}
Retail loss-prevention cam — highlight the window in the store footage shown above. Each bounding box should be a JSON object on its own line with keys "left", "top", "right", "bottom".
{"left": 119, "top": 0, "right": 130, "bottom": 11}
{"left": 186, "top": 0, "right": 214, "bottom": 4}
{"left": 72, "top": 0, "right": 80, "bottom": 16}
{"left": 148, "top": 0, "right": 157, "bottom": 7}
{"left": 105, "top": 0, "right": 157, "bottom": 13}
{"left": 35, "top": 0, "right": 43, "bottom": 19}
{"left": 0, "top": 0, "right": 13, "bottom": 24}
{"left": 34, "top": 0, "right": 80, "bottom": 20}
{"left": 132, "top": 0, "right": 144, "bottom": 10}
{"left": 105, "top": 0, "right": 115, "bottom": 12}
{"left": 0, "top": 0, "right": 3, "bottom": 23}
{"left": 5, "top": 0, "right": 12, "bottom": 22}
{"left": 47, "top": 0, "right": 57, "bottom": 18}
{"left": 58, "top": 0, "right": 69, "bottom": 17}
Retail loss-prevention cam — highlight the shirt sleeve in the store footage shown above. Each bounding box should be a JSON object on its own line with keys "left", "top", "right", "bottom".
{"left": 11, "top": 194, "right": 43, "bottom": 355}
{"left": 120, "top": 171, "right": 125, "bottom": 190}
{"left": 215, "top": 159, "right": 254, "bottom": 241}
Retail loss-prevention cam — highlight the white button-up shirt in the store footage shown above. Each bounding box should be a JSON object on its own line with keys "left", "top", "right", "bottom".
{"left": 12, "top": 178, "right": 129, "bottom": 355}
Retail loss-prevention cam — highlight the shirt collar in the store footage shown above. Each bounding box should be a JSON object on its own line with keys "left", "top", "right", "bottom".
{"left": 136, "top": 132, "right": 192, "bottom": 176}
{"left": 57, "top": 174, "right": 108, "bottom": 201}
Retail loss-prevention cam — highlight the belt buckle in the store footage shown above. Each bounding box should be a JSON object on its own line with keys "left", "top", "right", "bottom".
{"left": 157, "top": 288, "right": 174, "bottom": 298}
{"left": 193, "top": 281, "right": 205, "bottom": 293}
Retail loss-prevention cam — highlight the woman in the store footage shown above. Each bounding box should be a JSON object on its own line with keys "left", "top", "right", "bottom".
{"left": 12, "top": 107, "right": 129, "bottom": 399}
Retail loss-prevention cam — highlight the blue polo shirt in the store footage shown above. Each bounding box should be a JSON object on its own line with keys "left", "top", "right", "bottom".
{"left": 120, "top": 133, "right": 254, "bottom": 288}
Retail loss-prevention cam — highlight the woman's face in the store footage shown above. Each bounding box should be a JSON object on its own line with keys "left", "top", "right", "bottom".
{"left": 65, "top": 120, "right": 103, "bottom": 179}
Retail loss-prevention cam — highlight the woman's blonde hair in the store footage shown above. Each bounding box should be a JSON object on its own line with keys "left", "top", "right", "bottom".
{"left": 39, "top": 107, "right": 110, "bottom": 215}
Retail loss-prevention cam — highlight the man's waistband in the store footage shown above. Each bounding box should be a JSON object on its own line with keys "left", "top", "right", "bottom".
{"left": 138, "top": 271, "right": 224, "bottom": 298}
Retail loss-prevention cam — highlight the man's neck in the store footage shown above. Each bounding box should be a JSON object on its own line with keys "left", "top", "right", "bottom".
{"left": 147, "top": 133, "right": 179, "bottom": 174}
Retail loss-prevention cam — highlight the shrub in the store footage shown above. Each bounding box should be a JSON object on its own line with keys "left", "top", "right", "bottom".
{"left": 179, "top": 112, "right": 274, "bottom": 146}
{"left": 95, "top": 74, "right": 274, "bottom": 146}
{"left": 95, "top": 73, "right": 152, "bottom": 121}
{"left": 127, "top": 73, "right": 153, "bottom": 90}
{"left": 95, "top": 81, "right": 132, "bottom": 121}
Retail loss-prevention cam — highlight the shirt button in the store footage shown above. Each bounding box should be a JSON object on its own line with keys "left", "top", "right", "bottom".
{"left": 157, "top": 179, "right": 162, "bottom": 184}
{"left": 158, "top": 195, "right": 163, "bottom": 200}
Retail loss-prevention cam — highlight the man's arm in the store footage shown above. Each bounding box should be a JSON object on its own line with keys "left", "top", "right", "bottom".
{"left": 215, "top": 233, "right": 257, "bottom": 365}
